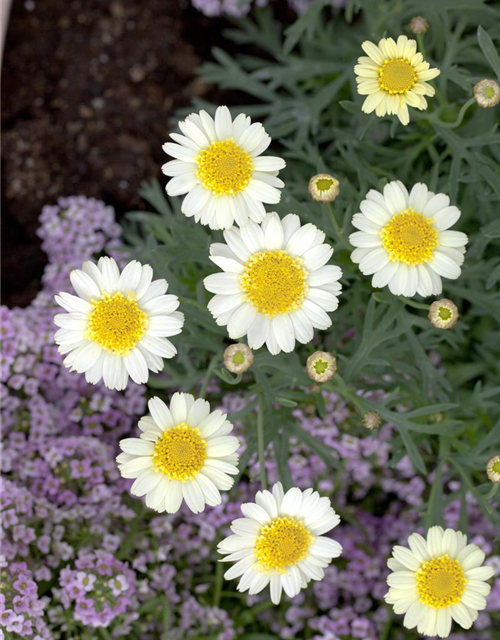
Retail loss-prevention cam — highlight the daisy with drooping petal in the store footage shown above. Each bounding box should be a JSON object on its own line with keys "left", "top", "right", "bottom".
{"left": 218, "top": 482, "right": 342, "bottom": 605}
{"left": 162, "top": 106, "right": 286, "bottom": 230}
{"left": 117, "top": 393, "right": 239, "bottom": 514}
{"left": 349, "top": 181, "right": 468, "bottom": 298}
{"left": 354, "top": 35, "right": 440, "bottom": 125}
{"left": 54, "top": 257, "right": 184, "bottom": 390}
{"left": 385, "top": 526, "right": 495, "bottom": 638}
{"left": 203, "top": 212, "right": 342, "bottom": 355}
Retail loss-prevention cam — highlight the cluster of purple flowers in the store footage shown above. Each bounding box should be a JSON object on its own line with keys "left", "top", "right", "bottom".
{"left": 191, "top": 0, "right": 347, "bottom": 18}
{"left": 37, "top": 195, "right": 121, "bottom": 294}
{"left": 58, "top": 551, "right": 136, "bottom": 627}
{"left": 1, "top": 198, "right": 499, "bottom": 639}
{"left": 0, "top": 561, "right": 51, "bottom": 639}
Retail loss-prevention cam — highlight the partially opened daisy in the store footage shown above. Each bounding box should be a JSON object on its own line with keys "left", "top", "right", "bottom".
{"left": 162, "top": 106, "right": 286, "bottom": 230}
{"left": 54, "top": 257, "right": 184, "bottom": 390}
{"left": 117, "top": 393, "right": 239, "bottom": 514}
{"left": 385, "top": 526, "right": 495, "bottom": 638}
{"left": 354, "top": 35, "right": 440, "bottom": 125}
{"left": 218, "top": 482, "right": 342, "bottom": 604}
{"left": 349, "top": 181, "right": 468, "bottom": 297}
{"left": 204, "top": 212, "right": 342, "bottom": 355}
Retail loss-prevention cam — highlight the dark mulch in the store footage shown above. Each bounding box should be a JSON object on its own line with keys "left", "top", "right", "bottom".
{"left": 1, "top": 0, "right": 228, "bottom": 307}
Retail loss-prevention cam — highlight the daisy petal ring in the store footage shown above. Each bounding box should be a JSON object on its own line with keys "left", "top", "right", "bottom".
{"left": 204, "top": 212, "right": 342, "bottom": 354}
{"left": 349, "top": 181, "right": 468, "bottom": 298}
{"left": 162, "top": 106, "right": 286, "bottom": 230}
{"left": 54, "top": 257, "right": 184, "bottom": 390}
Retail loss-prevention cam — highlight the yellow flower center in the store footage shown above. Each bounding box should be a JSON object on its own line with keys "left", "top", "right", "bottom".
{"left": 152, "top": 423, "right": 207, "bottom": 481}
{"left": 492, "top": 460, "right": 500, "bottom": 474}
{"left": 438, "top": 306, "right": 453, "bottom": 321}
{"left": 381, "top": 208, "right": 439, "bottom": 265}
{"left": 196, "top": 138, "right": 254, "bottom": 197}
{"left": 379, "top": 59, "right": 417, "bottom": 95}
{"left": 255, "top": 516, "right": 313, "bottom": 573}
{"left": 232, "top": 350, "right": 245, "bottom": 365}
{"left": 87, "top": 291, "right": 148, "bottom": 356}
{"left": 313, "top": 358, "right": 329, "bottom": 375}
{"left": 483, "top": 86, "right": 496, "bottom": 99}
{"left": 416, "top": 554, "right": 467, "bottom": 609}
{"left": 240, "top": 250, "right": 308, "bottom": 318}
{"left": 315, "top": 178, "right": 335, "bottom": 192}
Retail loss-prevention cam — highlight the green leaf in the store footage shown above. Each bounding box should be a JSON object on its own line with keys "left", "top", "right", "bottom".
{"left": 396, "top": 425, "right": 426, "bottom": 475}
{"left": 283, "top": 0, "right": 328, "bottom": 55}
{"left": 426, "top": 461, "right": 445, "bottom": 528}
{"left": 273, "top": 432, "right": 293, "bottom": 491}
{"left": 478, "top": 26, "right": 500, "bottom": 79}
{"left": 481, "top": 218, "right": 500, "bottom": 238}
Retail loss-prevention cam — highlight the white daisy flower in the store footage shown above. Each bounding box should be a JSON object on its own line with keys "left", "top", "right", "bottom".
{"left": 162, "top": 105, "right": 286, "bottom": 230}
{"left": 203, "top": 212, "right": 342, "bottom": 355}
{"left": 54, "top": 257, "right": 184, "bottom": 390}
{"left": 117, "top": 393, "right": 239, "bottom": 514}
{"left": 218, "top": 482, "right": 342, "bottom": 605}
{"left": 385, "top": 526, "right": 495, "bottom": 638}
{"left": 349, "top": 181, "right": 468, "bottom": 298}
{"left": 354, "top": 35, "right": 440, "bottom": 125}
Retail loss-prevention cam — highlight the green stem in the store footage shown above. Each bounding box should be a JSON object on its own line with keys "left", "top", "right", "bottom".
{"left": 398, "top": 296, "right": 429, "bottom": 311}
{"left": 200, "top": 352, "right": 220, "bottom": 399}
{"left": 380, "top": 608, "right": 394, "bottom": 640}
{"left": 324, "top": 203, "right": 351, "bottom": 250}
{"left": 257, "top": 395, "right": 268, "bottom": 490}
{"left": 437, "top": 97, "right": 475, "bottom": 129}
{"left": 213, "top": 559, "right": 223, "bottom": 607}
{"left": 417, "top": 33, "right": 427, "bottom": 61}
{"left": 485, "top": 483, "right": 499, "bottom": 501}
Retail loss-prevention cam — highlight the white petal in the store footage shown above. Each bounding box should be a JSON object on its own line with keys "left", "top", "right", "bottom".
{"left": 70, "top": 270, "right": 101, "bottom": 301}
{"left": 215, "top": 106, "right": 233, "bottom": 140}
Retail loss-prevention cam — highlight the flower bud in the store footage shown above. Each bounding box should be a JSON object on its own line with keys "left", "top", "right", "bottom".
{"left": 223, "top": 343, "right": 254, "bottom": 374}
{"left": 409, "top": 16, "right": 429, "bottom": 35}
{"left": 308, "top": 174, "right": 340, "bottom": 203}
{"left": 486, "top": 455, "right": 500, "bottom": 484}
{"left": 306, "top": 351, "right": 337, "bottom": 383}
{"left": 362, "top": 411, "right": 381, "bottom": 431}
{"left": 473, "top": 79, "right": 500, "bottom": 108}
{"left": 428, "top": 299, "right": 458, "bottom": 330}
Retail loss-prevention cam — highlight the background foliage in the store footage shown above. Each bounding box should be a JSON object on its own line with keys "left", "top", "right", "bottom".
{"left": 125, "top": 0, "right": 500, "bottom": 533}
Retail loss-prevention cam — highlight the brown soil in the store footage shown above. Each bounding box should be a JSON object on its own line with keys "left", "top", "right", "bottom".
{"left": 1, "top": 0, "right": 228, "bottom": 307}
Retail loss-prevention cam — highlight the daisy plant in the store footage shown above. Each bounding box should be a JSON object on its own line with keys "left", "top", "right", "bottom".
{"left": 104, "top": 2, "right": 500, "bottom": 633}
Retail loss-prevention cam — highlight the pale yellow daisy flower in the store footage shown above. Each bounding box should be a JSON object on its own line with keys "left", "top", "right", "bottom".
{"left": 386, "top": 526, "right": 494, "bottom": 638}
{"left": 354, "top": 35, "right": 440, "bottom": 125}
